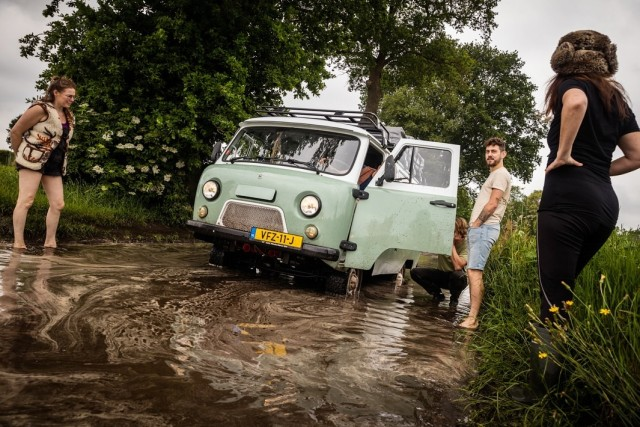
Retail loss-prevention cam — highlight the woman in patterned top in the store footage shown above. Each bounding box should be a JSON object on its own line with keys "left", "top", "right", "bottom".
{"left": 10, "top": 76, "right": 76, "bottom": 249}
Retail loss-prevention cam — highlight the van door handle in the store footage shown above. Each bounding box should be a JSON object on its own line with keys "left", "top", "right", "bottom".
{"left": 429, "top": 200, "right": 456, "bottom": 208}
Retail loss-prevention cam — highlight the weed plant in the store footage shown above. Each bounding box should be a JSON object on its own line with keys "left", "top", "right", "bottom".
{"left": 0, "top": 165, "right": 172, "bottom": 242}
{"left": 463, "top": 224, "right": 640, "bottom": 426}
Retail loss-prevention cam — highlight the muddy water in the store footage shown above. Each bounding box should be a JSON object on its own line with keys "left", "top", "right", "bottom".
{"left": 0, "top": 244, "right": 473, "bottom": 426}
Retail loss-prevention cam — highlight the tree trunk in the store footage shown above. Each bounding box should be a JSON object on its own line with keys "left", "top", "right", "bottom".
{"left": 363, "top": 56, "right": 386, "bottom": 114}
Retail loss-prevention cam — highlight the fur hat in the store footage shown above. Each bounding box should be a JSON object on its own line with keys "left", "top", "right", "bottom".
{"left": 550, "top": 30, "right": 618, "bottom": 76}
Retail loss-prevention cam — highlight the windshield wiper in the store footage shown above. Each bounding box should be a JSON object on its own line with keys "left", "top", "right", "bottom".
{"left": 229, "top": 156, "right": 319, "bottom": 172}
{"left": 283, "top": 158, "right": 320, "bottom": 173}
{"left": 229, "top": 156, "right": 259, "bottom": 164}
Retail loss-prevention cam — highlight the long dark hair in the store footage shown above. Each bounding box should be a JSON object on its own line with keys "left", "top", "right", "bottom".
{"left": 42, "top": 76, "right": 76, "bottom": 103}
{"left": 544, "top": 74, "right": 630, "bottom": 119}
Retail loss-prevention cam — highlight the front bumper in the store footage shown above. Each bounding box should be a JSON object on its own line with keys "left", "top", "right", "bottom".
{"left": 186, "top": 220, "right": 340, "bottom": 261}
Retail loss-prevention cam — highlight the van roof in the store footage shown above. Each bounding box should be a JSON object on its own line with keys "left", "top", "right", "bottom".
{"left": 254, "top": 106, "right": 391, "bottom": 146}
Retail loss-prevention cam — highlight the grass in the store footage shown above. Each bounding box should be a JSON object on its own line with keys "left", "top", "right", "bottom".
{"left": 0, "top": 165, "right": 191, "bottom": 244}
{"left": 462, "top": 224, "right": 640, "bottom": 426}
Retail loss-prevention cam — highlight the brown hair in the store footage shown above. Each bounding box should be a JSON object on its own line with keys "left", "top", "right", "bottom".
{"left": 42, "top": 76, "right": 76, "bottom": 103}
{"left": 455, "top": 217, "right": 468, "bottom": 239}
{"left": 484, "top": 136, "right": 506, "bottom": 151}
{"left": 544, "top": 74, "right": 629, "bottom": 119}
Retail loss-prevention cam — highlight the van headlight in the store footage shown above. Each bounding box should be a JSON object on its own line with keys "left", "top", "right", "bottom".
{"left": 202, "top": 180, "right": 220, "bottom": 200}
{"left": 300, "top": 195, "right": 320, "bottom": 217}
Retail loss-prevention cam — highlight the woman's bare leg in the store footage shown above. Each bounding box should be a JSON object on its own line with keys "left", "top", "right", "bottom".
{"left": 41, "top": 175, "right": 65, "bottom": 248}
{"left": 12, "top": 169, "right": 43, "bottom": 249}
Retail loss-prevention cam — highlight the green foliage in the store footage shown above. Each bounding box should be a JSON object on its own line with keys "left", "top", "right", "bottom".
{"left": 321, "top": 0, "right": 499, "bottom": 112}
{"left": 18, "top": 0, "right": 331, "bottom": 218}
{"left": 381, "top": 43, "right": 547, "bottom": 188}
{"left": 463, "top": 228, "right": 640, "bottom": 426}
{"left": 504, "top": 189, "right": 541, "bottom": 235}
{"left": 0, "top": 165, "right": 168, "bottom": 242}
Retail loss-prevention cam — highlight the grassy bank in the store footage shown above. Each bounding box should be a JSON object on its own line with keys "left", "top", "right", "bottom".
{"left": 0, "top": 165, "right": 192, "bottom": 244}
{"left": 463, "top": 225, "right": 640, "bottom": 426}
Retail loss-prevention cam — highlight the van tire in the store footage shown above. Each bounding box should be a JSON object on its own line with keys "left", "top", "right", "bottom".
{"left": 209, "top": 245, "right": 236, "bottom": 267}
{"left": 325, "top": 268, "right": 363, "bottom": 296}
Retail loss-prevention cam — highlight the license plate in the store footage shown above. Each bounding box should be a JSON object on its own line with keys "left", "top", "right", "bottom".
{"left": 250, "top": 227, "right": 303, "bottom": 249}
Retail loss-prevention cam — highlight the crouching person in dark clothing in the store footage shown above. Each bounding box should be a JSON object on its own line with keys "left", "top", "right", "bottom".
{"left": 410, "top": 217, "right": 468, "bottom": 307}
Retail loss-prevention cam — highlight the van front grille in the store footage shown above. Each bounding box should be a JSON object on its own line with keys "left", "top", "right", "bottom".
{"left": 218, "top": 201, "right": 285, "bottom": 232}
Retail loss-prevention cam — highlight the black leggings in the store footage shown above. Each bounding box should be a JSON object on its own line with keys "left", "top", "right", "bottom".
{"left": 410, "top": 268, "right": 467, "bottom": 301}
{"left": 536, "top": 210, "right": 614, "bottom": 321}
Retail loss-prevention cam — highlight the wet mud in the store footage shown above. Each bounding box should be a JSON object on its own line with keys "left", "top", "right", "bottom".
{"left": 0, "top": 244, "right": 473, "bottom": 426}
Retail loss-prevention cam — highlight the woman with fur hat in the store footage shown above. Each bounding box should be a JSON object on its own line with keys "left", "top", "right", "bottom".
{"left": 511, "top": 30, "right": 640, "bottom": 404}
{"left": 10, "top": 76, "right": 76, "bottom": 249}
{"left": 537, "top": 30, "right": 640, "bottom": 323}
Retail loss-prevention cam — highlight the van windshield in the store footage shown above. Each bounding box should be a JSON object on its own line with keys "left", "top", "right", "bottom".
{"left": 222, "top": 127, "right": 361, "bottom": 175}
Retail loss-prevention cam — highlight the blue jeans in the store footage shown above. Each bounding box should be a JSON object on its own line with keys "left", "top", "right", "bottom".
{"left": 467, "top": 224, "right": 500, "bottom": 271}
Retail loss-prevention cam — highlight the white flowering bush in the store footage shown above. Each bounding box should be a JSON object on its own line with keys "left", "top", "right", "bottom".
{"left": 67, "top": 103, "right": 214, "bottom": 221}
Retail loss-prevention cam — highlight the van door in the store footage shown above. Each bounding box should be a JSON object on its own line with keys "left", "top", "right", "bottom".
{"left": 344, "top": 139, "right": 460, "bottom": 273}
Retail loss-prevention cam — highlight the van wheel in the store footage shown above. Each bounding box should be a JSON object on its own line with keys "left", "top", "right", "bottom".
{"left": 326, "top": 268, "right": 363, "bottom": 297}
{"left": 209, "top": 245, "right": 235, "bottom": 267}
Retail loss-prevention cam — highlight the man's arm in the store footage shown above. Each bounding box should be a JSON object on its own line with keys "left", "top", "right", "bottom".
{"left": 471, "top": 188, "right": 504, "bottom": 228}
{"left": 451, "top": 244, "right": 467, "bottom": 271}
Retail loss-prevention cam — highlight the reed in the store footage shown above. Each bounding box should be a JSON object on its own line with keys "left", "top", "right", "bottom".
{"left": 463, "top": 225, "right": 640, "bottom": 426}
{"left": 0, "top": 165, "right": 165, "bottom": 242}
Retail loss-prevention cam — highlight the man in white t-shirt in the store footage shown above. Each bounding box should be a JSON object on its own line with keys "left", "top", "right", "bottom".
{"left": 458, "top": 137, "right": 511, "bottom": 330}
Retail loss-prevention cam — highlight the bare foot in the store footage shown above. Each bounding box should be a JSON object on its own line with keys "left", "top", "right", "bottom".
{"left": 457, "top": 317, "right": 478, "bottom": 330}
{"left": 12, "top": 244, "right": 27, "bottom": 250}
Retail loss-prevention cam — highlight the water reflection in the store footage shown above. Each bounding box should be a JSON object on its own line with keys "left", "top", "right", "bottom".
{"left": 0, "top": 244, "right": 471, "bottom": 426}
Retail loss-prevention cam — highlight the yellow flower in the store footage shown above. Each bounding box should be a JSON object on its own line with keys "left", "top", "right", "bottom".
{"left": 549, "top": 305, "right": 560, "bottom": 314}
{"left": 599, "top": 308, "right": 611, "bottom": 316}
{"left": 599, "top": 274, "right": 606, "bottom": 285}
{"left": 538, "top": 351, "right": 548, "bottom": 359}
{"left": 564, "top": 300, "right": 574, "bottom": 307}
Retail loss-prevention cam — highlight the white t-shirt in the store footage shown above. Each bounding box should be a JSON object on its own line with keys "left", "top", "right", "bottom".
{"left": 470, "top": 166, "right": 512, "bottom": 225}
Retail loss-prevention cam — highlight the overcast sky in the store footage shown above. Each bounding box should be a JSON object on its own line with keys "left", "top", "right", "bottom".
{"left": 2, "top": 0, "right": 640, "bottom": 228}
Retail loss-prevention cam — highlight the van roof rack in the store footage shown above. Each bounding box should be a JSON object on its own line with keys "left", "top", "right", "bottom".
{"left": 256, "top": 106, "right": 390, "bottom": 146}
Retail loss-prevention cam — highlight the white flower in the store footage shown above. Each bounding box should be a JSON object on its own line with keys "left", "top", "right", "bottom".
{"left": 101, "top": 132, "right": 112, "bottom": 141}
{"left": 101, "top": 185, "right": 108, "bottom": 191}
{"left": 125, "top": 165, "right": 135, "bottom": 174}
{"left": 116, "top": 143, "right": 125, "bottom": 149}
{"left": 124, "top": 143, "right": 135, "bottom": 149}
{"left": 92, "top": 165, "right": 104, "bottom": 174}
{"left": 136, "top": 144, "right": 144, "bottom": 151}
{"left": 134, "top": 135, "right": 143, "bottom": 141}
{"left": 152, "top": 165, "right": 160, "bottom": 174}
{"left": 155, "top": 184, "right": 165, "bottom": 195}
{"left": 128, "top": 191, "right": 136, "bottom": 196}
{"left": 176, "top": 160, "right": 185, "bottom": 169}
{"left": 131, "top": 116, "right": 140, "bottom": 124}
{"left": 87, "top": 147, "right": 97, "bottom": 153}
{"left": 161, "top": 144, "right": 178, "bottom": 153}
{"left": 116, "top": 130, "right": 125, "bottom": 138}
{"left": 140, "top": 166, "right": 150, "bottom": 173}
{"left": 164, "top": 174, "right": 172, "bottom": 182}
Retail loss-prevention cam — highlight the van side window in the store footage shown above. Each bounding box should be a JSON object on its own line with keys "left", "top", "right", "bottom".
{"left": 359, "top": 145, "right": 384, "bottom": 189}
{"left": 395, "top": 146, "right": 452, "bottom": 188}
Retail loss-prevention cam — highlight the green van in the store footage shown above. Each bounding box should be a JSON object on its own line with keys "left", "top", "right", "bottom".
{"left": 187, "top": 107, "right": 460, "bottom": 295}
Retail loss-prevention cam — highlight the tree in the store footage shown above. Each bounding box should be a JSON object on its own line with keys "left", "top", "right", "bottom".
{"left": 19, "top": 0, "right": 331, "bottom": 222}
{"left": 380, "top": 42, "right": 546, "bottom": 188}
{"left": 322, "top": 0, "right": 499, "bottom": 113}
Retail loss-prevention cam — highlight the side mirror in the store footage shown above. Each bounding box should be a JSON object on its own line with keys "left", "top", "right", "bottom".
{"left": 375, "top": 155, "right": 395, "bottom": 186}
{"left": 208, "top": 140, "right": 224, "bottom": 164}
